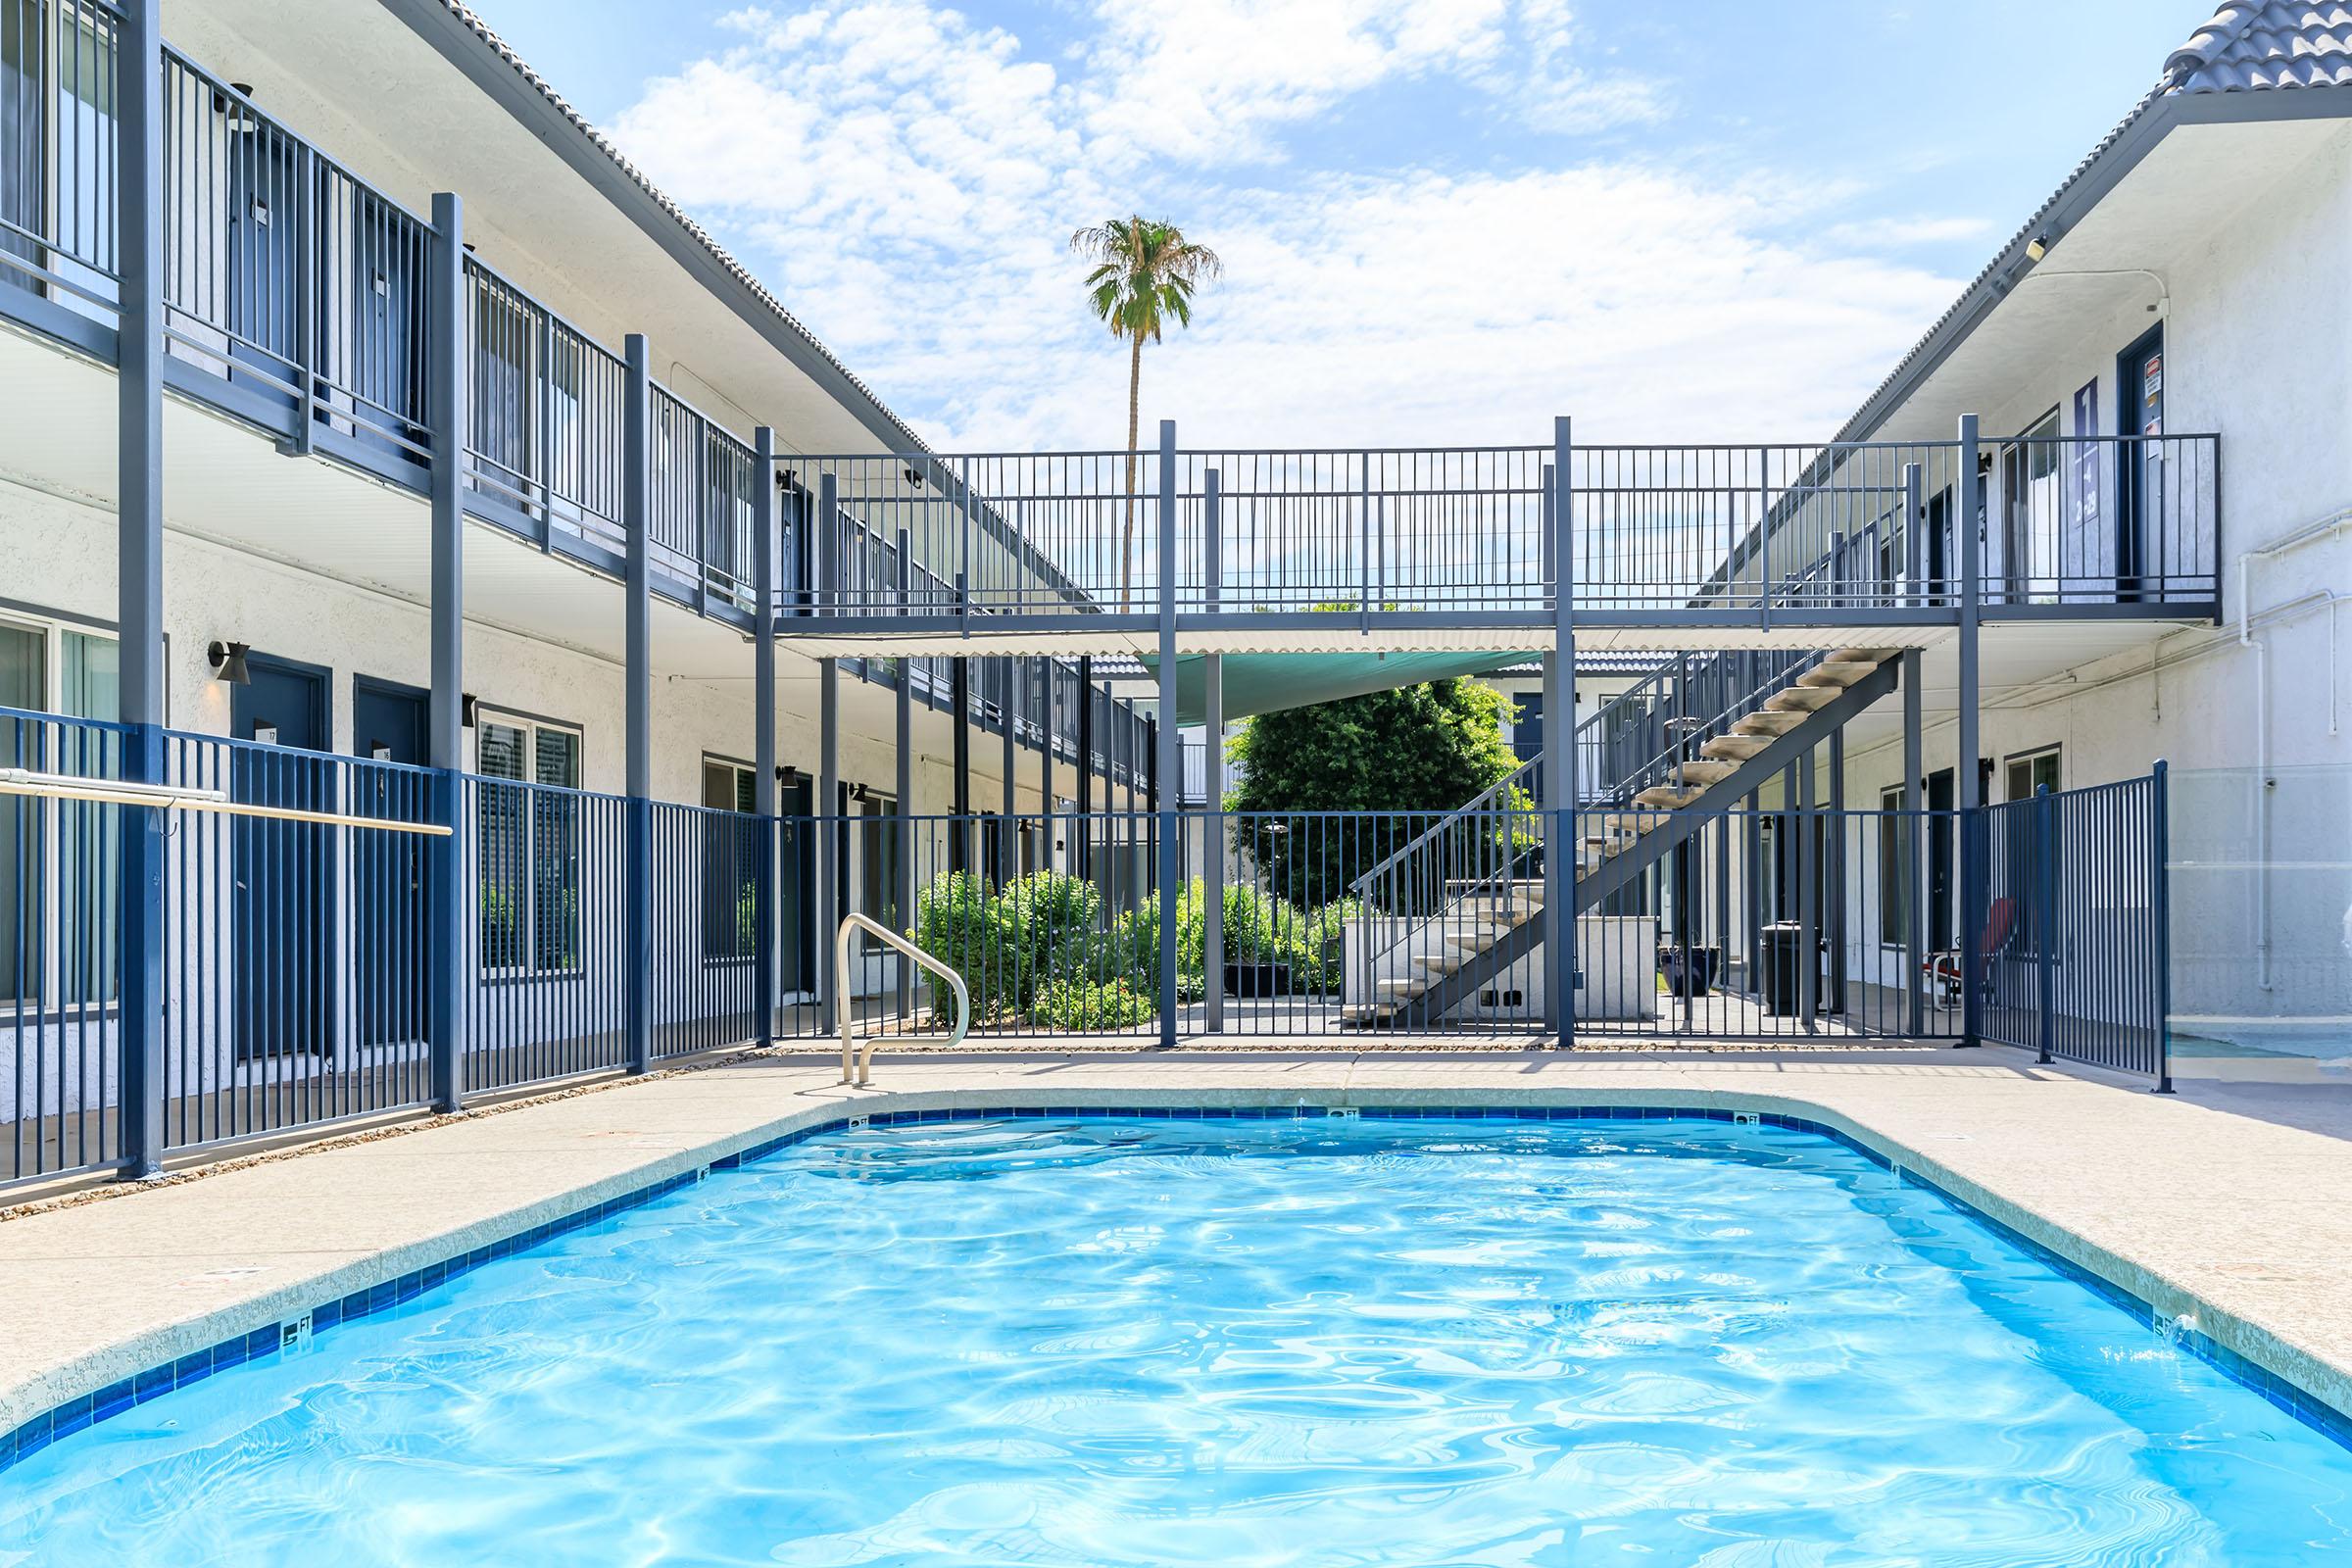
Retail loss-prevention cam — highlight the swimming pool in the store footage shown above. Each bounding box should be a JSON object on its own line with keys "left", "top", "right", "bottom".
{"left": 5, "top": 1113, "right": 2350, "bottom": 1565}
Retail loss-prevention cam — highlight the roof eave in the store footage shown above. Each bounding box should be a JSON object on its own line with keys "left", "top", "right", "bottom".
{"left": 376, "top": 0, "right": 935, "bottom": 459}
{"left": 1838, "top": 82, "right": 2352, "bottom": 445}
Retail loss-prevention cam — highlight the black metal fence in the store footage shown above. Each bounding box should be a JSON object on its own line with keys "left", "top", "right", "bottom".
{"left": 1977, "top": 769, "right": 2172, "bottom": 1086}
{"left": 0, "top": 709, "right": 2175, "bottom": 1193}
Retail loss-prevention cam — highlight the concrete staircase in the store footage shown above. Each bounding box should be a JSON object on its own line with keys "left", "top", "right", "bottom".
{"left": 1343, "top": 647, "right": 1900, "bottom": 1028}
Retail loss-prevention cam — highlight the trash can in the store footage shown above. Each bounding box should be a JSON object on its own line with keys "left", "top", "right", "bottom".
{"left": 1759, "top": 922, "right": 1804, "bottom": 1015}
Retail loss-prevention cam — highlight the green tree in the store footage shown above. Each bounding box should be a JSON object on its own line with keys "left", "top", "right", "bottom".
{"left": 1069, "top": 216, "right": 1222, "bottom": 610}
{"left": 1224, "top": 678, "right": 1524, "bottom": 906}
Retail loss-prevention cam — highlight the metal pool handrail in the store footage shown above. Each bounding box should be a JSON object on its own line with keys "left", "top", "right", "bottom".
{"left": 0, "top": 767, "right": 453, "bottom": 834}
{"left": 835, "top": 914, "right": 970, "bottom": 1087}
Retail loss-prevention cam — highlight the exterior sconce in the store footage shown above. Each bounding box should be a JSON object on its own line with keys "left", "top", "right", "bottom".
{"left": 2024, "top": 233, "right": 2050, "bottom": 263}
{"left": 206, "top": 640, "right": 251, "bottom": 685}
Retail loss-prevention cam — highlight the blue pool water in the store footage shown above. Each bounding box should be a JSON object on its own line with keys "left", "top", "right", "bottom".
{"left": 5, "top": 1116, "right": 2352, "bottom": 1566}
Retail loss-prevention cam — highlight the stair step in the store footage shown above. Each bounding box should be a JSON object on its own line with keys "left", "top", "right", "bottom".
{"left": 1341, "top": 1004, "right": 1396, "bottom": 1025}
{"left": 1673, "top": 760, "right": 1738, "bottom": 788}
{"left": 1734, "top": 710, "right": 1809, "bottom": 737}
{"left": 1605, "top": 810, "right": 1667, "bottom": 837}
{"left": 1446, "top": 931, "right": 1502, "bottom": 952}
{"left": 1765, "top": 686, "right": 1839, "bottom": 713}
{"left": 1377, "top": 977, "right": 1427, "bottom": 999}
{"left": 1413, "top": 952, "right": 1462, "bottom": 974}
{"left": 1700, "top": 734, "right": 1773, "bottom": 762}
{"left": 1797, "top": 662, "right": 1872, "bottom": 690}
{"left": 1633, "top": 784, "right": 1702, "bottom": 808}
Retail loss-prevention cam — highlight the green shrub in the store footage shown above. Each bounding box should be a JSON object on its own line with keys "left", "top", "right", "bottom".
{"left": 1028, "top": 977, "right": 1154, "bottom": 1031}
{"left": 914, "top": 869, "right": 1004, "bottom": 1026}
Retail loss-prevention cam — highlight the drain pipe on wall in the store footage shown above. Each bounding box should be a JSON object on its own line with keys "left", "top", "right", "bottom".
{"left": 2236, "top": 506, "right": 2352, "bottom": 991}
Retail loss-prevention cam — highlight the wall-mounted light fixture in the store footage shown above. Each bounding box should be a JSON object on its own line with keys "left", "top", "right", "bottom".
{"left": 778, "top": 764, "right": 802, "bottom": 788}
{"left": 206, "top": 640, "right": 252, "bottom": 685}
{"left": 2024, "top": 232, "right": 2051, "bottom": 263}
{"left": 462, "top": 693, "right": 479, "bottom": 729}
{"left": 214, "top": 82, "right": 262, "bottom": 134}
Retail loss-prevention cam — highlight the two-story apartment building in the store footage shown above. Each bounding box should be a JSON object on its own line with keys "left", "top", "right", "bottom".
{"left": 1807, "top": 4, "right": 2352, "bottom": 1047}
{"left": 0, "top": 0, "right": 1164, "bottom": 1178}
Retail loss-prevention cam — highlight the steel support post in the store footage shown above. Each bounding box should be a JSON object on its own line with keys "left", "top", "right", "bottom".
{"left": 117, "top": 0, "right": 168, "bottom": 1170}
{"left": 753, "top": 426, "right": 778, "bottom": 1045}
{"left": 2151, "top": 759, "right": 2175, "bottom": 1094}
{"left": 1540, "top": 645, "right": 1564, "bottom": 1034}
{"left": 1038, "top": 658, "right": 1054, "bottom": 861}
{"left": 817, "top": 654, "right": 839, "bottom": 1035}
{"left": 1828, "top": 726, "right": 1845, "bottom": 1017}
{"left": 1902, "top": 649, "right": 1926, "bottom": 1035}
{"left": 951, "top": 657, "right": 970, "bottom": 874}
{"left": 423, "top": 190, "right": 469, "bottom": 1113}
{"left": 1797, "top": 748, "right": 1817, "bottom": 1030}
{"left": 623, "top": 333, "right": 654, "bottom": 1075}
{"left": 1544, "top": 422, "right": 1577, "bottom": 1045}
{"left": 1155, "top": 420, "right": 1181, "bottom": 1049}
{"left": 1000, "top": 658, "right": 1018, "bottom": 886}
{"left": 1957, "top": 413, "right": 1984, "bottom": 1048}
{"left": 1075, "top": 657, "right": 1094, "bottom": 874}
{"left": 1203, "top": 653, "right": 1224, "bottom": 1033}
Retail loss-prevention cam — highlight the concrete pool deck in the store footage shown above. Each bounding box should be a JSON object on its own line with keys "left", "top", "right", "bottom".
{"left": 5, "top": 1044, "right": 2352, "bottom": 1450}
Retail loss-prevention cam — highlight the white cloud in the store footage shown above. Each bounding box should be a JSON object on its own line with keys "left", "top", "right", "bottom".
{"left": 603, "top": 0, "right": 1961, "bottom": 453}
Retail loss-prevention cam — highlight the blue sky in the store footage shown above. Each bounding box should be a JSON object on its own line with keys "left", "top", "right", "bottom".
{"left": 468, "top": 0, "right": 2202, "bottom": 451}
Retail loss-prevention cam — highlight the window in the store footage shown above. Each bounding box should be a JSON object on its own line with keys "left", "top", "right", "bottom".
{"left": 475, "top": 712, "right": 581, "bottom": 974}
{"left": 701, "top": 757, "right": 758, "bottom": 962}
{"left": 1878, "top": 785, "right": 1908, "bottom": 947}
{"left": 2005, "top": 747, "right": 2061, "bottom": 802}
{"left": 0, "top": 614, "right": 122, "bottom": 1008}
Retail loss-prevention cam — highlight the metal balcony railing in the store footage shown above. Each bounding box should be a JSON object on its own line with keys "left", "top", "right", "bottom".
{"left": 783, "top": 432, "right": 2223, "bottom": 629}
{"left": 2, "top": 4, "right": 2229, "bottom": 635}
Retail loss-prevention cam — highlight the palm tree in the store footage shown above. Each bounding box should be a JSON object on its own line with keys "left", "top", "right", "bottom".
{"left": 1070, "top": 217, "right": 1222, "bottom": 609}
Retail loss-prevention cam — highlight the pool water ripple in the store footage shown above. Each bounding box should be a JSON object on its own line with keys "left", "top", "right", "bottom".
{"left": 3, "top": 1116, "right": 2350, "bottom": 1566}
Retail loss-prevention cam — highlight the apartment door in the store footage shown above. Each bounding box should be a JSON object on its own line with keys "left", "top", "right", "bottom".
{"left": 2000, "top": 411, "right": 2061, "bottom": 603}
{"left": 1925, "top": 768, "right": 1955, "bottom": 956}
{"left": 352, "top": 677, "right": 427, "bottom": 1047}
{"left": 2117, "top": 325, "right": 2163, "bottom": 600}
{"left": 224, "top": 122, "right": 299, "bottom": 408}
{"left": 777, "top": 777, "right": 813, "bottom": 996}
{"left": 231, "top": 656, "right": 334, "bottom": 1061}
{"left": 349, "top": 187, "right": 427, "bottom": 461}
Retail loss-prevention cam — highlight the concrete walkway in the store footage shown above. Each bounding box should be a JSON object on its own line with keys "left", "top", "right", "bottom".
{"left": 5, "top": 1044, "right": 2351, "bottom": 1447}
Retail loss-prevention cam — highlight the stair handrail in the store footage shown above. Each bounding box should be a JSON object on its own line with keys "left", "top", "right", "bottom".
{"left": 835, "top": 913, "right": 969, "bottom": 1087}
{"left": 1344, "top": 647, "right": 1813, "bottom": 906}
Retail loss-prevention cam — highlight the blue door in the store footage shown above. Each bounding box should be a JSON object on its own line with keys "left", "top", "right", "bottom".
{"left": 231, "top": 657, "right": 333, "bottom": 1061}
{"left": 225, "top": 126, "right": 299, "bottom": 409}
{"left": 353, "top": 678, "right": 427, "bottom": 1047}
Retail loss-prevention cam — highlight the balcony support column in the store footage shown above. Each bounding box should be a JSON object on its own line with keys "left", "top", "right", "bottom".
{"left": 753, "top": 426, "right": 778, "bottom": 1045}
{"left": 1155, "top": 419, "right": 1180, "bottom": 1049}
{"left": 1544, "top": 420, "right": 1577, "bottom": 1046}
{"left": 817, "top": 653, "right": 839, "bottom": 1036}
{"left": 1000, "top": 658, "right": 1018, "bottom": 885}
{"left": 1957, "top": 413, "right": 1984, "bottom": 1049}
{"left": 1203, "top": 653, "right": 1224, "bottom": 1035}
{"left": 423, "top": 191, "right": 469, "bottom": 1114}
{"left": 951, "top": 658, "right": 971, "bottom": 874}
{"left": 118, "top": 0, "right": 167, "bottom": 1172}
{"left": 894, "top": 637, "right": 912, "bottom": 1021}
{"left": 1038, "top": 659, "right": 1054, "bottom": 862}
{"left": 1902, "top": 649, "right": 1925, "bottom": 1036}
{"left": 1075, "top": 658, "right": 1094, "bottom": 874}
{"left": 623, "top": 333, "right": 654, "bottom": 1076}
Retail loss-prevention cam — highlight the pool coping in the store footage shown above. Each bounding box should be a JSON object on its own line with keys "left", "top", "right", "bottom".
{"left": 5, "top": 1076, "right": 2351, "bottom": 1472}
